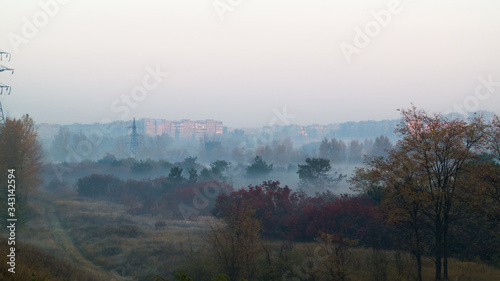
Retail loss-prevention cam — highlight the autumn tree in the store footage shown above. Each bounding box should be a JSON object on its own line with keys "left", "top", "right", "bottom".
{"left": 316, "top": 232, "right": 357, "bottom": 281}
{"left": 352, "top": 106, "right": 488, "bottom": 280}
{"left": 0, "top": 115, "right": 43, "bottom": 204}
{"left": 487, "top": 114, "right": 500, "bottom": 160}
{"left": 206, "top": 200, "right": 261, "bottom": 280}
{"left": 401, "top": 108, "right": 487, "bottom": 281}
{"left": 455, "top": 155, "right": 500, "bottom": 266}
{"left": 461, "top": 155, "right": 500, "bottom": 224}
{"left": 351, "top": 151, "right": 427, "bottom": 281}
{"left": 458, "top": 115, "right": 500, "bottom": 236}
{"left": 481, "top": 116, "right": 500, "bottom": 220}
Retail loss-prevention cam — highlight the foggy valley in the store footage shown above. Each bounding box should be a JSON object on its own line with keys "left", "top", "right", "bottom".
{"left": 1, "top": 1, "right": 500, "bottom": 281}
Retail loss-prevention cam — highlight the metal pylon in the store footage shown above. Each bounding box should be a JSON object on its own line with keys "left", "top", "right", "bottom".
{"left": 130, "top": 118, "right": 139, "bottom": 157}
{"left": 0, "top": 49, "right": 13, "bottom": 125}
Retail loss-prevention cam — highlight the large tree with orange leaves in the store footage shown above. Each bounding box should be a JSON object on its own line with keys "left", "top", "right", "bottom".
{"left": 0, "top": 114, "right": 43, "bottom": 205}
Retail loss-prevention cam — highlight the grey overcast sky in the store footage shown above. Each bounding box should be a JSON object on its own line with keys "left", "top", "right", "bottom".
{"left": 1, "top": 0, "right": 499, "bottom": 128}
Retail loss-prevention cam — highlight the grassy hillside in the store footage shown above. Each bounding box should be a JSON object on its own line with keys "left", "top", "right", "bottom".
{"left": 10, "top": 188, "right": 500, "bottom": 280}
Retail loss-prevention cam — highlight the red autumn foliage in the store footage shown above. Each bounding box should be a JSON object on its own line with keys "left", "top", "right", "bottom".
{"left": 213, "top": 181, "right": 392, "bottom": 247}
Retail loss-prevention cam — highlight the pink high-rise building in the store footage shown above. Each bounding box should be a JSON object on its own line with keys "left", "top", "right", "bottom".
{"left": 142, "top": 119, "right": 223, "bottom": 139}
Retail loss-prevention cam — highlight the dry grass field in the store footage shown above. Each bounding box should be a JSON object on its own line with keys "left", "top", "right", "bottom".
{"left": 3, "top": 188, "right": 499, "bottom": 281}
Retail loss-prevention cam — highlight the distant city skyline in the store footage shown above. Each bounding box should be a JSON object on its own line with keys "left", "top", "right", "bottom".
{"left": 36, "top": 109, "right": 497, "bottom": 128}
{"left": 1, "top": 0, "right": 499, "bottom": 127}
{"left": 36, "top": 110, "right": 496, "bottom": 146}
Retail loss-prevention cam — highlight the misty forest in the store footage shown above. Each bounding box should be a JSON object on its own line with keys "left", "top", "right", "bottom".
{"left": 0, "top": 106, "right": 499, "bottom": 281}
{"left": 1, "top": 1, "right": 500, "bottom": 281}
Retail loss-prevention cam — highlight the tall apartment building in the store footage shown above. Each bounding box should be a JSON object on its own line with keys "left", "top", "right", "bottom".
{"left": 142, "top": 119, "right": 223, "bottom": 139}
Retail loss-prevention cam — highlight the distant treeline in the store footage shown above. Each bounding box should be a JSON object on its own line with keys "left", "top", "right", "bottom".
{"left": 47, "top": 124, "right": 395, "bottom": 166}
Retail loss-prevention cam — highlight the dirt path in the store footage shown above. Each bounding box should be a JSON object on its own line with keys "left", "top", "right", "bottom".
{"left": 40, "top": 200, "right": 99, "bottom": 269}
{"left": 30, "top": 199, "right": 131, "bottom": 281}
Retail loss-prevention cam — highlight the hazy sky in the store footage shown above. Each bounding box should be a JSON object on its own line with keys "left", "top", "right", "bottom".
{"left": 1, "top": 0, "right": 499, "bottom": 127}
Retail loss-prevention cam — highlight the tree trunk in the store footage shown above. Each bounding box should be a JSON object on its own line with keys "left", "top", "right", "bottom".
{"left": 435, "top": 220, "right": 443, "bottom": 281}
{"left": 417, "top": 253, "right": 422, "bottom": 281}
{"left": 443, "top": 218, "right": 449, "bottom": 280}
{"left": 435, "top": 255, "right": 441, "bottom": 281}
{"left": 413, "top": 217, "right": 423, "bottom": 281}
